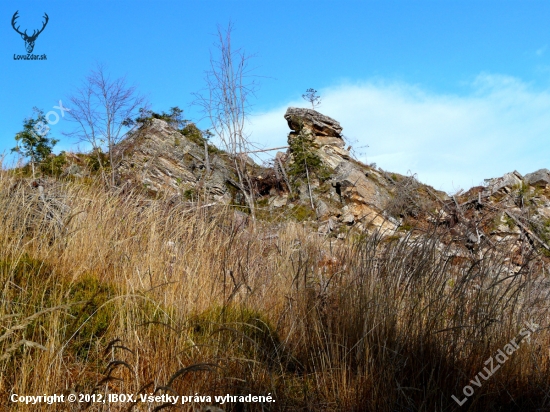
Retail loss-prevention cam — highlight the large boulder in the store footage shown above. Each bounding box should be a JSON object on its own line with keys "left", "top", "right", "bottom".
{"left": 524, "top": 168, "right": 550, "bottom": 187}
{"left": 331, "top": 160, "right": 390, "bottom": 211}
{"left": 284, "top": 107, "right": 346, "bottom": 148}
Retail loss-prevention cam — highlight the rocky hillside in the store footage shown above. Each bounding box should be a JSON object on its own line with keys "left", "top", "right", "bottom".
{"left": 5, "top": 107, "right": 550, "bottom": 411}
{"left": 110, "top": 108, "right": 445, "bottom": 231}
{"left": 106, "top": 107, "right": 550, "bottom": 265}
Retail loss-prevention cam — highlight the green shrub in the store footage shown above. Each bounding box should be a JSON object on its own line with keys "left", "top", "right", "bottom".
{"left": 65, "top": 276, "right": 117, "bottom": 358}
{"left": 181, "top": 124, "right": 221, "bottom": 154}
{"left": 292, "top": 204, "right": 315, "bottom": 221}
{"left": 0, "top": 256, "right": 116, "bottom": 361}
{"left": 287, "top": 130, "right": 331, "bottom": 184}
{"left": 183, "top": 188, "right": 196, "bottom": 200}
{"left": 86, "top": 149, "right": 110, "bottom": 172}
{"left": 40, "top": 152, "right": 67, "bottom": 177}
{"left": 189, "top": 305, "right": 281, "bottom": 365}
{"left": 181, "top": 123, "right": 204, "bottom": 145}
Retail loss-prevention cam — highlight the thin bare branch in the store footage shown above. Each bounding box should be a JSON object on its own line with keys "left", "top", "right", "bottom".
{"left": 193, "top": 23, "right": 259, "bottom": 221}
{"left": 65, "top": 63, "right": 147, "bottom": 186}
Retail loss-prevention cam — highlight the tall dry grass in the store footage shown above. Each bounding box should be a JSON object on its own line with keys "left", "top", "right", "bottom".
{"left": 0, "top": 167, "right": 549, "bottom": 411}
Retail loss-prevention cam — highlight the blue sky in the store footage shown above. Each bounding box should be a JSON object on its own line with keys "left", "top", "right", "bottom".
{"left": 1, "top": 1, "right": 550, "bottom": 191}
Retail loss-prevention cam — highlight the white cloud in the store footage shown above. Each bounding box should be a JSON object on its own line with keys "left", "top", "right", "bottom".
{"left": 536, "top": 45, "right": 547, "bottom": 56}
{"left": 248, "top": 75, "right": 550, "bottom": 193}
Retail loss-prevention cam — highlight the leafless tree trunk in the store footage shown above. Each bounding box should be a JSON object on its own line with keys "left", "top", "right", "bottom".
{"left": 301, "top": 139, "right": 315, "bottom": 210}
{"left": 193, "top": 23, "right": 259, "bottom": 221}
{"left": 275, "top": 152, "right": 293, "bottom": 195}
{"left": 64, "top": 64, "right": 146, "bottom": 187}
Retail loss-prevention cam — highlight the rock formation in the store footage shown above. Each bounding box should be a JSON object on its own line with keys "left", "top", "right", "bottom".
{"left": 114, "top": 119, "right": 233, "bottom": 202}
{"left": 525, "top": 168, "right": 550, "bottom": 187}
{"left": 103, "top": 107, "right": 550, "bottom": 266}
{"left": 283, "top": 107, "right": 431, "bottom": 234}
{"left": 284, "top": 107, "right": 351, "bottom": 168}
{"left": 280, "top": 107, "right": 550, "bottom": 266}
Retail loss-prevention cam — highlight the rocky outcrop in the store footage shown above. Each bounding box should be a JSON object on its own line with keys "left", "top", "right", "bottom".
{"left": 284, "top": 107, "right": 351, "bottom": 168}
{"left": 115, "top": 119, "right": 232, "bottom": 202}
{"left": 483, "top": 171, "right": 523, "bottom": 195}
{"left": 525, "top": 169, "right": 550, "bottom": 187}
{"left": 105, "top": 108, "right": 550, "bottom": 262}
{"left": 280, "top": 106, "right": 550, "bottom": 259}
{"left": 285, "top": 107, "right": 343, "bottom": 140}
{"left": 283, "top": 107, "right": 413, "bottom": 233}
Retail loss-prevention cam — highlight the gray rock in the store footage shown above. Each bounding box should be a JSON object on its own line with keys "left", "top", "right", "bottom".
{"left": 524, "top": 168, "right": 550, "bottom": 187}
{"left": 318, "top": 216, "right": 338, "bottom": 234}
{"left": 270, "top": 194, "right": 288, "bottom": 208}
{"left": 341, "top": 206, "right": 355, "bottom": 224}
{"left": 284, "top": 107, "right": 343, "bottom": 139}
{"left": 315, "top": 198, "right": 331, "bottom": 218}
{"left": 64, "top": 163, "right": 84, "bottom": 177}
{"left": 484, "top": 171, "right": 523, "bottom": 194}
{"left": 331, "top": 161, "right": 390, "bottom": 210}
{"left": 297, "top": 182, "right": 311, "bottom": 202}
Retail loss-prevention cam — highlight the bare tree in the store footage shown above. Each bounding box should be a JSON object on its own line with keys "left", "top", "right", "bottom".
{"left": 65, "top": 64, "right": 146, "bottom": 186}
{"left": 193, "top": 23, "right": 259, "bottom": 221}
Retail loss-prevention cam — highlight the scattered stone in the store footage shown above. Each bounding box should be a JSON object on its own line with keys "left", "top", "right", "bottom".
{"left": 64, "top": 163, "right": 84, "bottom": 177}
{"left": 315, "top": 198, "right": 331, "bottom": 218}
{"left": 270, "top": 194, "right": 288, "bottom": 208}
{"left": 340, "top": 206, "right": 355, "bottom": 224}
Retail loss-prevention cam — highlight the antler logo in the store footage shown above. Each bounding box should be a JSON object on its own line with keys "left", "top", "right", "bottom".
{"left": 11, "top": 11, "right": 49, "bottom": 53}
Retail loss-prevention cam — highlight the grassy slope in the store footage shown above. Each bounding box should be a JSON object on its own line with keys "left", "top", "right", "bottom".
{"left": 0, "top": 168, "right": 549, "bottom": 411}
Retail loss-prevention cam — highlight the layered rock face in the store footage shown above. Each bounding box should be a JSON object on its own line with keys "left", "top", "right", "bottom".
{"left": 115, "top": 119, "right": 232, "bottom": 202}
{"left": 281, "top": 107, "right": 550, "bottom": 264}
{"left": 284, "top": 107, "right": 350, "bottom": 169}
{"left": 285, "top": 107, "right": 344, "bottom": 144}
{"left": 283, "top": 107, "right": 407, "bottom": 233}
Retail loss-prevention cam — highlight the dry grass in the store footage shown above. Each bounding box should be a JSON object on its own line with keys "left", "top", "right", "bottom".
{"left": 1, "top": 167, "right": 550, "bottom": 411}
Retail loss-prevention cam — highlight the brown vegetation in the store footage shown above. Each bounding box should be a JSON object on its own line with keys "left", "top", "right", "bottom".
{"left": 1, "top": 165, "right": 550, "bottom": 411}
